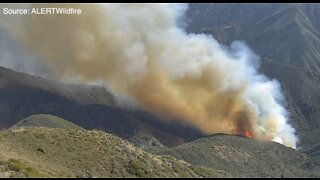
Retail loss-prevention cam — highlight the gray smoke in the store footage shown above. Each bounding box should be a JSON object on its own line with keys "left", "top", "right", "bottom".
{"left": 0, "top": 3, "right": 297, "bottom": 148}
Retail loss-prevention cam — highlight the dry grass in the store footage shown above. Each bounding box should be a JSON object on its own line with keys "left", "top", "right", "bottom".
{"left": 0, "top": 127, "right": 223, "bottom": 178}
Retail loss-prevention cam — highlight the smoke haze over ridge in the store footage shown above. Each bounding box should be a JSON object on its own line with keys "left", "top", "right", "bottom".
{"left": 0, "top": 3, "right": 298, "bottom": 148}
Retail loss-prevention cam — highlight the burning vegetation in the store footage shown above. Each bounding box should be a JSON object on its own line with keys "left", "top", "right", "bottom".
{"left": 0, "top": 3, "right": 297, "bottom": 148}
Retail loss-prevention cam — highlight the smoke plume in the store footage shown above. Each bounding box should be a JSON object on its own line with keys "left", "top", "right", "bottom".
{"left": 0, "top": 3, "right": 297, "bottom": 148}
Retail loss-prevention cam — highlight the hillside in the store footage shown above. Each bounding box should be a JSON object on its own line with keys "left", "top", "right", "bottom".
{"left": 186, "top": 3, "right": 320, "bottom": 152}
{"left": 0, "top": 3, "right": 320, "bottom": 178}
{"left": 156, "top": 134, "right": 310, "bottom": 177}
{"left": 0, "top": 127, "right": 227, "bottom": 178}
{"left": 1, "top": 126, "right": 317, "bottom": 178}
{"left": 0, "top": 66, "right": 115, "bottom": 106}
{"left": 186, "top": 3, "right": 320, "bottom": 75}
{"left": 0, "top": 66, "right": 198, "bottom": 147}
{"left": 0, "top": 3, "right": 318, "bottom": 152}
{"left": 260, "top": 59, "right": 320, "bottom": 149}
{"left": 12, "top": 114, "right": 83, "bottom": 130}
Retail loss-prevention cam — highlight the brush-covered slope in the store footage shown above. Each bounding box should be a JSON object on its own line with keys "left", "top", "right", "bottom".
{"left": 12, "top": 114, "right": 83, "bottom": 130}
{"left": 0, "top": 127, "right": 227, "bottom": 178}
{"left": 156, "top": 134, "right": 311, "bottom": 178}
{"left": 187, "top": 3, "right": 320, "bottom": 152}
{"left": 0, "top": 66, "right": 115, "bottom": 106}
{"left": 0, "top": 65, "right": 199, "bottom": 147}
{"left": 187, "top": 3, "right": 320, "bottom": 75}
{"left": 260, "top": 59, "right": 320, "bottom": 149}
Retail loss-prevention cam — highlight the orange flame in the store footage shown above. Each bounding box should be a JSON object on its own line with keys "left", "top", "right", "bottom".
{"left": 244, "top": 130, "right": 253, "bottom": 138}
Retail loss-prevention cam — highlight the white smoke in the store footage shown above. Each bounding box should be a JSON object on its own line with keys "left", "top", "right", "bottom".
{"left": 0, "top": 3, "right": 298, "bottom": 148}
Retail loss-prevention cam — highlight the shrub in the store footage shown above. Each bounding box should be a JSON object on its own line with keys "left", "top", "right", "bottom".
{"left": 1, "top": 159, "right": 42, "bottom": 177}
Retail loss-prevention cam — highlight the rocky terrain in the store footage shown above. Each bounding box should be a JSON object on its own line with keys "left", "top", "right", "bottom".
{"left": 0, "top": 3, "right": 319, "bottom": 178}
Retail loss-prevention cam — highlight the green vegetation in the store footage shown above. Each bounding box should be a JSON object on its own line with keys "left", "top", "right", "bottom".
{"left": 155, "top": 134, "right": 309, "bottom": 177}
{"left": 0, "top": 66, "right": 185, "bottom": 148}
{"left": 0, "top": 127, "right": 224, "bottom": 178}
{"left": 187, "top": 3, "right": 320, "bottom": 152}
{"left": 0, "top": 3, "right": 320, "bottom": 178}
{"left": 0, "top": 158, "right": 42, "bottom": 177}
{"left": 0, "top": 126, "right": 314, "bottom": 177}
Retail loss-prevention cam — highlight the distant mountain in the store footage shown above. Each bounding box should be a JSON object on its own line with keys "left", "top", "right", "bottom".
{"left": 260, "top": 58, "right": 320, "bottom": 149}
{"left": 186, "top": 3, "right": 320, "bottom": 152}
{"left": 0, "top": 66, "right": 200, "bottom": 147}
{"left": 0, "top": 66, "right": 115, "bottom": 106}
{"left": 186, "top": 3, "right": 320, "bottom": 75}
{"left": 1, "top": 3, "right": 320, "bottom": 178}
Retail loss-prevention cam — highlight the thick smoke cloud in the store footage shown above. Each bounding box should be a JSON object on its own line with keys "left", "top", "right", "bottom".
{"left": 0, "top": 3, "right": 297, "bottom": 148}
